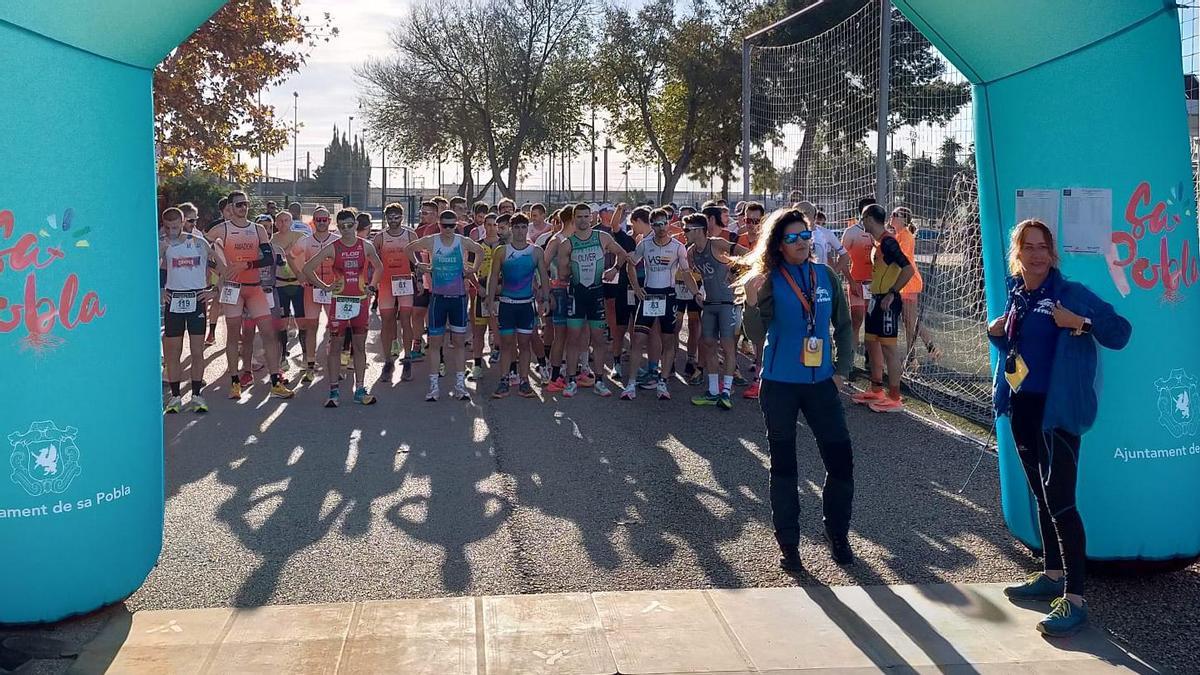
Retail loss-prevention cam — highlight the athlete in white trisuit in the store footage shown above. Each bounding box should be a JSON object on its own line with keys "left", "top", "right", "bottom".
{"left": 204, "top": 190, "right": 294, "bottom": 400}
{"left": 161, "top": 207, "right": 227, "bottom": 414}
{"left": 623, "top": 209, "right": 702, "bottom": 401}
{"left": 302, "top": 209, "right": 386, "bottom": 407}
{"left": 295, "top": 207, "right": 338, "bottom": 383}
{"left": 373, "top": 202, "right": 419, "bottom": 383}
{"left": 486, "top": 212, "right": 549, "bottom": 398}
{"left": 405, "top": 210, "right": 485, "bottom": 402}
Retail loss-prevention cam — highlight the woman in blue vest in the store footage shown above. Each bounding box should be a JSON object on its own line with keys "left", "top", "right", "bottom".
{"left": 742, "top": 207, "right": 855, "bottom": 573}
{"left": 989, "top": 219, "right": 1131, "bottom": 637}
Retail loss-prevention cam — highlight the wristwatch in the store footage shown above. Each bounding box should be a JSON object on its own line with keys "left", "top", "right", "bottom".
{"left": 1073, "top": 317, "right": 1092, "bottom": 336}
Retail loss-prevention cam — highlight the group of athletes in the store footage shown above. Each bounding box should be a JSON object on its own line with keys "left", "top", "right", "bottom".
{"left": 158, "top": 190, "right": 939, "bottom": 413}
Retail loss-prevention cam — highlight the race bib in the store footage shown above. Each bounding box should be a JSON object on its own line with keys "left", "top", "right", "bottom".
{"left": 313, "top": 287, "right": 332, "bottom": 305}
{"left": 675, "top": 283, "right": 694, "bottom": 301}
{"left": 334, "top": 296, "right": 361, "bottom": 321}
{"left": 862, "top": 285, "right": 872, "bottom": 301}
{"left": 169, "top": 291, "right": 197, "bottom": 314}
{"left": 645, "top": 296, "right": 667, "bottom": 317}
{"left": 627, "top": 288, "right": 636, "bottom": 306}
{"left": 479, "top": 299, "right": 492, "bottom": 317}
{"left": 219, "top": 283, "right": 241, "bottom": 305}
{"left": 264, "top": 290, "right": 275, "bottom": 310}
{"left": 391, "top": 276, "right": 415, "bottom": 296}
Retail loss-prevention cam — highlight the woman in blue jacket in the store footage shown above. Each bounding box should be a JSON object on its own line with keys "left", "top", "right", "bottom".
{"left": 743, "top": 208, "right": 855, "bottom": 573}
{"left": 988, "top": 219, "right": 1131, "bottom": 637}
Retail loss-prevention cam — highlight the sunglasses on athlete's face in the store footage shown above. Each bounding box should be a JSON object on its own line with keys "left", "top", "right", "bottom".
{"left": 234, "top": 202, "right": 249, "bottom": 208}
{"left": 782, "top": 230, "right": 813, "bottom": 245}
{"left": 440, "top": 221, "right": 457, "bottom": 228}
{"left": 337, "top": 220, "right": 356, "bottom": 229}
{"left": 314, "top": 217, "right": 330, "bottom": 224}
{"left": 651, "top": 220, "right": 669, "bottom": 228}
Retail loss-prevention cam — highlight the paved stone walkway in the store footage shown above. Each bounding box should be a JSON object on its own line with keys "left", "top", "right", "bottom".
{"left": 68, "top": 583, "right": 1154, "bottom": 674}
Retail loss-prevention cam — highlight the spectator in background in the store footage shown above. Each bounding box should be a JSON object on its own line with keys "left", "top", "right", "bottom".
{"left": 288, "top": 201, "right": 304, "bottom": 223}
{"left": 989, "top": 218, "right": 1130, "bottom": 637}
{"left": 850, "top": 204, "right": 913, "bottom": 413}
{"left": 205, "top": 197, "right": 231, "bottom": 233}
{"left": 889, "top": 207, "right": 942, "bottom": 369}
{"left": 265, "top": 200, "right": 279, "bottom": 218}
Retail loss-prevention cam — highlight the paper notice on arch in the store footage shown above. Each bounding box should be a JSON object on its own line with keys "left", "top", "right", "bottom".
{"left": 1014, "top": 189, "right": 1059, "bottom": 233}
{"left": 1061, "top": 188, "right": 1112, "bottom": 255}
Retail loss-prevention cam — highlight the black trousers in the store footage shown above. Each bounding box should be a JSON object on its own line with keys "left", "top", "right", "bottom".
{"left": 1009, "top": 391, "right": 1086, "bottom": 596}
{"left": 760, "top": 378, "right": 854, "bottom": 548}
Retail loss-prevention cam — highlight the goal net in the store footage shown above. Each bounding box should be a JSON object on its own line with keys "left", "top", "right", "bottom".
{"left": 747, "top": 0, "right": 990, "bottom": 423}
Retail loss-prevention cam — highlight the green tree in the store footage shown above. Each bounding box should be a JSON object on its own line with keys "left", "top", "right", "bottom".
{"left": 157, "top": 172, "right": 231, "bottom": 223}
{"left": 596, "top": 0, "right": 735, "bottom": 204}
{"left": 358, "top": 0, "right": 591, "bottom": 199}
{"left": 155, "top": 0, "right": 337, "bottom": 181}
{"left": 312, "top": 126, "right": 371, "bottom": 205}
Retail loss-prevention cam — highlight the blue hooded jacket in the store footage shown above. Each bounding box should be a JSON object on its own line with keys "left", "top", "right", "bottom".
{"left": 989, "top": 267, "right": 1132, "bottom": 435}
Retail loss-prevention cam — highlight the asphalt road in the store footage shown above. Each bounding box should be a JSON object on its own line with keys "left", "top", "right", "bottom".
{"left": 5, "top": 323, "right": 1196, "bottom": 673}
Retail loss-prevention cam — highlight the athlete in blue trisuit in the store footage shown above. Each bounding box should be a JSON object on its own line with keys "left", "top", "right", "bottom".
{"left": 405, "top": 210, "right": 486, "bottom": 402}
{"left": 485, "top": 213, "right": 550, "bottom": 399}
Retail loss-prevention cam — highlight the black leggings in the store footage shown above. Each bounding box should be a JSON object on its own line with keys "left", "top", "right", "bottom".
{"left": 1009, "top": 391, "right": 1086, "bottom": 596}
{"left": 760, "top": 378, "right": 854, "bottom": 548}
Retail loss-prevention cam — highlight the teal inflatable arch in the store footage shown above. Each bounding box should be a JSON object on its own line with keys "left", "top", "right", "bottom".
{"left": 894, "top": 0, "right": 1200, "bottom": 564}
{"left": 2, "top": 0, "right": 1198, "bottom": 624}
{"left": 0, "top": 1, "right": 225, "bottom": 624}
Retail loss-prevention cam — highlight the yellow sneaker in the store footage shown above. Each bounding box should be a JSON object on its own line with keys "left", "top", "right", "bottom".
{"left": 301, "top": 367, "right": 316, "bottom": 384}
{"left": 228, "top": 382, "right": 242, "bottom": 400}
{"left": 270, "top": 382, "right": 295, "bottom": 399}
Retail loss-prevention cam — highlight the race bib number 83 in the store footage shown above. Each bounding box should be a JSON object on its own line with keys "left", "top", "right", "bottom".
{"left": 645, "top": 296, "right": 667, "bottom": 317}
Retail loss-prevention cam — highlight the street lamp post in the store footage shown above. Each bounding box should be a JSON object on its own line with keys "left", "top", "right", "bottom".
{"left": 603, "top": 139, "right": 614, "bottom": 202}
{"left": 590, "top": 107, "right": 597, "bottom": 202}
{"left": 292, "top": 92, "right": 299, "bottom": 200}
{"left": 347, "top": 115, "right": 354, "bottom": 206}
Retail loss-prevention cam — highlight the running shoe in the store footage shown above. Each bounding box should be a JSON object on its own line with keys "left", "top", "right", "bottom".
{"left": 620, "top": 384, "right": 637, "bottom": 400}
{"left": 190, "top": 395, "right": 208, "bottom": 414}
{"left": 718, "top": 392, "right": 734, "bottom": 410}
{"left": 732, "top": 372, "right": 749, "bottom": 387}
{"left": 577, "top": 370, "right": 596, "bottom": 387}
{"left": 239, "top": 371, "right": 253, "bottom": 388}
{"left": 546, "top": 376, "right": 567, "bottom": 393}
{"left": 341, "top": 351, "right": 352, "bottom": 368}
{"left": 656, "top": 379, "right": 671, "bottom": 400}
{"left": 1003, "top": 573, "right": 1066, "bottom": 602}
{"left": 439, "top": 362, "right": 447, "bottom": 377}
{"left": 518, "top": 381, "right": 536, "bottom": 398}
{"left": 301, "top": 367, "right": 316, "bottom": 384}
{"left": 425, "top": 384, "right": 439, "bottom": 402}
{"left": 410, "top": 348, "right": 425, "bottom": 362}
{"left": 493, "top": 380, "right": 511, "bottom": 399}
{"left": 851, "top": 388, "right": 886, "bottom": 405}
{"left": 686, "top": 369, "right": 705, "bottom": 387}
{"left": 381, "top": 361, "right": 395, "bottom": 382}
{"left": 270, "top": 382, "right": 295, "bottom": 399}
{"left": 868, "top": 396, "right": 904, "bottom": 413}
{"left": 401, "top": 358, "right": 413, "bottom": 382}
{"left": 164, "top": 396, "right": 182, "bottom": 414}
{"left": 1037, "top": 597, "right": 1088, "bottom": 637}
{"left": 638, "top": 369, "right": 660, "bottom": 390}
{"left": 683, "top": 361, "right": 697, "bottom": 379}
{"left": 324, "top": 390, "right": 339, "bottom": 408}
{"left": 204, "top": 328, "right": 216, "bottom": 346}
{"left": 354, "top": 387, "right": 377, "bottom": 405}
{"left": 742, "top": 380, "right": 761, "bottom": 399}
{"left": 228, "top": 382, "right": 242, "bottom": 400}
{"left": 454, "top": 385, "right": 471, "bottom": 401}
{"left": 488, "top": 349, "right": 501, "bottom": 366}
{"left": 251, "top": 361, "right": 265, "bottom": 372}
{"left": 594, "top": 380, "right": 612, "bottom": 397}
{"left": 391, "top": 339, "right": 402, "bottom": 358}
{"left": 537, "top": 364, "right": 552, "bottom": 383}
{"left": 563, "top": 380, "right": 579, "bottom": 398}
{"left": 691, "top": 393, "right": 719, "bottom": 406}
{"left": 470, "top": 364, "right": 485, "bottom": 381}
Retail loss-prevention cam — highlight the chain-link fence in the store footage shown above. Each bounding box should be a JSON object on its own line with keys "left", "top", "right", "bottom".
{"left": 746, "top": 1, "right": 1199, "bottom": 424}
